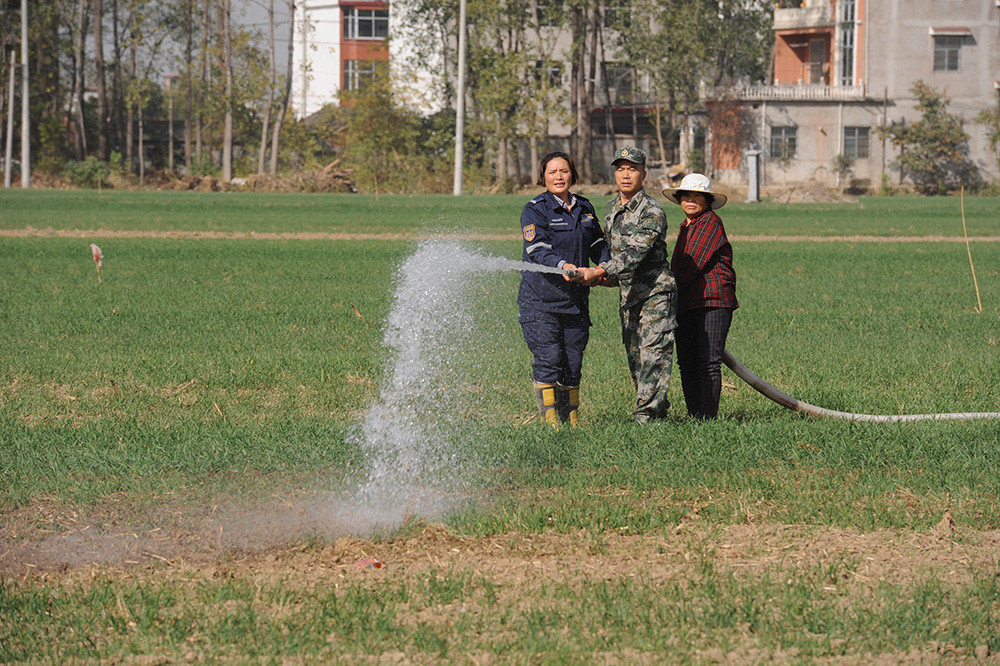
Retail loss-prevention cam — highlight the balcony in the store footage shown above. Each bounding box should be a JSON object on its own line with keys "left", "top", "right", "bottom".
{"left": 774, "top": 3, "right": 834, "bottom": 31}
{"left": 700, "top": 82, "right": 868, "bottom": 102}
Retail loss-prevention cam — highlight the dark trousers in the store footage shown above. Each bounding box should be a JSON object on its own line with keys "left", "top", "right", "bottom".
{"left": 520, "top": 310, "right": 590, "bottom": 386}
{"left": 675, "top": 307, "right": 733, "bottom": 419}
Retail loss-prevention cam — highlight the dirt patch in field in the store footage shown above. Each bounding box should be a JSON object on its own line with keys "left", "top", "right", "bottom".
{"left": 4, "top": 495, "right": 999, "bottom": 662}
{"left": 4, "top": 492, "right": 999, "bottom": 587}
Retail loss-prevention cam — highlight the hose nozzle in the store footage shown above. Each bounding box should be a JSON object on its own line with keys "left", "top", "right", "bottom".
{"left": 563, "top": 268, "right": 580, "bottom": 279}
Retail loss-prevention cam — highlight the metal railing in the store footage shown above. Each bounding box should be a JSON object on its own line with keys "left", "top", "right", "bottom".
{"left": 700, "top": 82, "right": 868, "bottom": 102}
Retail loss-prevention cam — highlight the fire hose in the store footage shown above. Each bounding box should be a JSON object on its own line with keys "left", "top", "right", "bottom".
{"left": 722, "top": 350, "right": 1000, "bottom": 422}
{"left": 563, "top": 268, "right": 1000, "bottom": 422}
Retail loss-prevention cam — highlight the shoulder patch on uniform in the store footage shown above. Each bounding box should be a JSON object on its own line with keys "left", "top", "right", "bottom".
{"left": 523, "top": 224, "right": 536, "bottom": 241}
{"left": 582, "top": 213, "right": 594, "bottom": 222}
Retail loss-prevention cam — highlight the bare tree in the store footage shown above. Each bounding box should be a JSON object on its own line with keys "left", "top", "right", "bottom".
{"left": 70, "top": 0, "right": 89, "bottom": 160}
{"left": 126, "top": 6, "right": 135, "bottom": 169}
{"left": 256, "top": 0, "right": 275, "bottom": 173}
{"left": 568, "top": 1, "right": 601, "bottom": 182}
{"left": 196, "top": 0, "right": 211, "bottom": 167}
{"left": 93, "top": 0, "right": 109, "bottom": 160}
{"left": 183, "top": 0, "right": 193, "bottom": 171}
{"left": 218, "top": 0, "right": 232, "bottom": 181}
{"left": 112, "top": 0, "right": 126, "bottom": 155}
{"left": 269, "top": 0, "right": 294, "bottom": 175}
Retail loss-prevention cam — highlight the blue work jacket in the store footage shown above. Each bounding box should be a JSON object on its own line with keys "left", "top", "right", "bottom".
{"left": 517, "top": 191, "right": 610, "bottom": 318}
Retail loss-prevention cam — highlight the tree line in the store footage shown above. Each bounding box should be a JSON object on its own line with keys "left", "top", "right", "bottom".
{"left": 0, "top": 0, "right": 775, "bottom": 192}
{"left": 390, "top": 0, "right": 772, "bottom": 189}
{"left": 0, "top": 0, "right": 294, "bottom": 186}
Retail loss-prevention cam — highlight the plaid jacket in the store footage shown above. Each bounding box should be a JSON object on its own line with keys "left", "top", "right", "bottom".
{"left": 670, "top": 209, "right": 738, "bottom": 314}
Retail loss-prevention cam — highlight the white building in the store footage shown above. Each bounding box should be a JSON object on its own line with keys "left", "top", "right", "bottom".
{"left": 291, "top": 0, "right": 390, "bottom": 118}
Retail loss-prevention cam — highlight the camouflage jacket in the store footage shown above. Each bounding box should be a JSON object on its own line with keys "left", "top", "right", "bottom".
{"left": 602, "top": 188, "right": 677, "bottom": 308}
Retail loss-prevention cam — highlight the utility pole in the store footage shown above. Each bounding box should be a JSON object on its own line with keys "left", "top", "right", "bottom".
{"left": 452, "top": 0, "right": 466, "bottom": 195}
{"left": 5, "top": 51, "right": 14, "bottom": 188}
{"left": 20, "top": 0, "right": 29, "bottom": 188}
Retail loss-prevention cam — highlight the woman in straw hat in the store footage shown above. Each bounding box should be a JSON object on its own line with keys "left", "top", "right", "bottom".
{"left": 662, "top": 173, "right": 738, "bottom": 419}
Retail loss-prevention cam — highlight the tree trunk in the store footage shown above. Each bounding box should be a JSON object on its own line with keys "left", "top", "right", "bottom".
{"left": 654, "top": 99, "right": 667, "bottom": 169}
{"left": 93, "top": 0, "right": 109, "bottom": 160}
{"left": 269, "top": 0, "right": 294, "bottom": 175}
{"left": 570, "top": 7, "right": 583, "bottom": 175}
{"left": 197, "top": 0, "right": 210, "bottom": 167}
{"left": 183, "top": 0, "right": 193, "bottom": 171}
{"left": 529, "top": 135, "right": 538, "bottom": 180}
{"left": 219, "top": 0, "right": 233, "bottom": 181}
{"left": 72, "top": 0, "right": 89, "bottom": 160}
{"left": 512, "top": 138, "right": 523, "bottom": 187}
{"left": 112, "top": 0, "right": 125, "bottom": 157}
{"left": 257, "top": 0, "right": 275, "bottom": 174}
{"left": 586, "top": 5, "right": 600, "bottom": 180}
{"left": 138, "top": 97, "right": 144, "bottom": 183}
{"left": 126, "top": 8, "right": 135, "bottom": 170}
{"left": 495, "top": 120, "right": 507, "bottom": 186}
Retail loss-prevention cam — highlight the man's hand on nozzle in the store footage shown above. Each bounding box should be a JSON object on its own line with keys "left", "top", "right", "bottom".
{"left": 580, "top": 265, "right": 607, "bottom": 287}
{"left": 562, "top": 263, "right": 580, "bottom": 282}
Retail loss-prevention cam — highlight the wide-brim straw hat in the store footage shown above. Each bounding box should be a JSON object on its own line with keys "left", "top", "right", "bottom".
{"left": 662, "top": 173, "right": 728, "bottom": 210}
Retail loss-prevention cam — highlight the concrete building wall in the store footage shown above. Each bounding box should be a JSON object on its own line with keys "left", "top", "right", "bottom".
{"left": 738, "top": 0, "right": 1000, "bottom": 190}
{"left": 292, "top": 0, "right": 342, "bottom": 118}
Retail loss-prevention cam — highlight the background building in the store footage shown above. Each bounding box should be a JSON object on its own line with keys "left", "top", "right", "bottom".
{"left": 292, "top": 0, "right": 389, "bottom": 118}
{"left": 290, "top": 0, "right": 999, "bottom": 188}
{"left": 705, "top": 0, "right": 1000, "bottom": 189}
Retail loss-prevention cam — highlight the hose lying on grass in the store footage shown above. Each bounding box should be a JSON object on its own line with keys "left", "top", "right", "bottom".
{"left": 722, "top": 350, "right": 1000, "bottom": 423}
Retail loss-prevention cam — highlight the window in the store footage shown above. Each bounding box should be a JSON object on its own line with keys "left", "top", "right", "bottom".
{"left": 536, "top": 0, "right": 563, "bottom": 27}
{"left": 602, "top": 62, "right": 635, "bottom": 104}
{"left": 344, "top": 60, "right": 377, "bottom": 91}
{"left": 933, "top": 35, "right": 961, "bottom": 71}
{"left": 770, "top": 126, "right": 797, "bottom": 160}
{"left": 604, "top": 0, "right": 631, "bottom": 29}
{"left": 343, "top": 7, "right": 388, "bottom": 40}
{"left": 843, "top": 127, "right": 870, "bottom": 159}
{"left": 534, "top": 61, "right": 562, "bottom": 88}
{"left": 838, "top": 0, "right": 855, "bottom": 86}
{"left": 807, "top": 39, "right": 826, "bottom": 84}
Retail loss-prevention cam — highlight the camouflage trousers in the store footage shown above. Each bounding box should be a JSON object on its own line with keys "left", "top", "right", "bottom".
{"left": 620, "top": 291, "right": 676, "bottom": 422}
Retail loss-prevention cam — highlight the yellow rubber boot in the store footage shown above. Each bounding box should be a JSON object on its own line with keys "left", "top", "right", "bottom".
{"left": 533, "top": 382, "right": 560, "bottom": 428}
{"left": 557, "top": 384, "right": 580, "bottom": 427}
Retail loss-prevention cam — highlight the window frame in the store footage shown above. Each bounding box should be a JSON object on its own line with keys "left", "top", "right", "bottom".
{"left": 843, "top": 126, "right": 870, "bottom": 159}
{"left": 534, "top": 60, "right": 563, "bottom": 88}
{"left": 603, "top": 0, "right": 632, "bottom": 30}
{"left": 343, "top": 7, "right": 389, "bottom": 40}
{"left": 770, "top": 126, "right": 798, "bottom": 160}
{"left": 601, "top": 61, "right": 636, "bottom": 104}
{"left": 933, "top": 35, "right": 962, "bottom": 72}
{"left": 344, "top": 59, "right": 377, "bottom": 91}
{"left": 807, "top": 38, "right": 826, "bottom": 85}
{"left": 536, "top": 0, "right": 563, "bottom": 27}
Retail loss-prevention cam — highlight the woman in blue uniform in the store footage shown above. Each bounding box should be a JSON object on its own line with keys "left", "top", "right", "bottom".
{"left": 518, "top": 151, "right": 610, "bottom": 426}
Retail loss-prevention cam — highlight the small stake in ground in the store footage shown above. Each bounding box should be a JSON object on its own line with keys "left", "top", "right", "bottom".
{"left": 89, "top": 243, "right": 103, "bottom": 284}
{"left": 960, "top": 187, "right": 982, "bottom": 313}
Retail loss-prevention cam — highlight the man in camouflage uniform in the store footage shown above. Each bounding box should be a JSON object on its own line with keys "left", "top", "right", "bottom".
{"left": 581, "top": 146, "right": 677, "bottom": 422}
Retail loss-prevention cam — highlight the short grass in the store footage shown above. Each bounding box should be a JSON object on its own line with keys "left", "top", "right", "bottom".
{"left": 2, "top": 189, "right": 999, "bottom": 661}
{"left": 3, "top": 561, "right": 998, "bottom": 662}
{"left": 2, "top": 187, "right": 999, "bottom": 236}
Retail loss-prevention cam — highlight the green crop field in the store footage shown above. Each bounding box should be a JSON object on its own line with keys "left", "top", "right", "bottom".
{"left": 1, "top": 189, "right": 999, "bottom": 662}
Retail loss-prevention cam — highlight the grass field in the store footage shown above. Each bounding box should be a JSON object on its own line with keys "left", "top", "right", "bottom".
{"left": 2, "top": 189, "right": 999, "bottom": 662}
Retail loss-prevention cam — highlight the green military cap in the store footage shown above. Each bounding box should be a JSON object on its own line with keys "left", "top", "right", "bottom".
{"left": 612, "top": 146, "right": 646, "bottom": 166}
